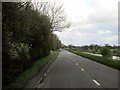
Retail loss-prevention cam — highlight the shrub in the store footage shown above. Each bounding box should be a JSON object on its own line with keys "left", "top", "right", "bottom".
{"left": 100, "top": 47, "right": 112, "bottom": 58}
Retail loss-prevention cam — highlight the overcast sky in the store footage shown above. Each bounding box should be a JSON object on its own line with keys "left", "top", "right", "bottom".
{"left": 52, "top": 0, "right": 119, "bottom": 46}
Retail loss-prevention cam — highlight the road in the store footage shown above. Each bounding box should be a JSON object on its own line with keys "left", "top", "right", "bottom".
{"left": 38, "top": 50, "right": 118, "bottom": 88}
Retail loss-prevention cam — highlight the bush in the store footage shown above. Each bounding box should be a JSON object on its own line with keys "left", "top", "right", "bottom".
{"left": 91, "top": 50, "right": 97, "bottom": 54}
{"left": 100, "top": 47, "right": 112, "bottom": 58}
{"left": 2, "top": 2, "right": 61, "bottom": 87}
{"left": 118, "top": 50, "right": 120, "bottom": 57}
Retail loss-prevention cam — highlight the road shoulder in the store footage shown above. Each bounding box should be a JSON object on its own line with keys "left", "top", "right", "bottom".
{"left": 24, "top": 51, "right": 59, "bottom": 88}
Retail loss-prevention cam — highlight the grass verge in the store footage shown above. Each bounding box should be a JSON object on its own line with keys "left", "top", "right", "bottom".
{"left": 7, "top": 50, "right": 59, "bottom": 88}
{"left": 68, "top": 50, "right": 120, "bottom": 70}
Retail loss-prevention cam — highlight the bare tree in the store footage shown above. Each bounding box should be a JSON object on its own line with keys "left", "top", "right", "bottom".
{"left": 32, "top": 0, "right": 70, "bottom": 32}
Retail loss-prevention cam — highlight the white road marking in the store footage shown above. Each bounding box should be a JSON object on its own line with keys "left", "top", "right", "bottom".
{"left": 93, "top": 79, "right": 100, "bottom": 86}
{"left": 76, "top": 63, "right": 78, "bottom": 65}
{"left": 73, "top": 60, "right": 74, "bottom": 62}
{"left": 81, "top": 68, "right": 84, "bottom": 71}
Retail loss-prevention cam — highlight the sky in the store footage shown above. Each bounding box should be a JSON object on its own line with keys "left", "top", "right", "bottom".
{"left": 4, "top": 0, "right": 119, "bottom": 46}
{"left": 52, "top": 0, "right": 120, "bottom": 46}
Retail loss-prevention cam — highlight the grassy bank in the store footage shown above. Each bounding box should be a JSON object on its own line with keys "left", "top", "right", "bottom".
{"left": 68, "top": 50, "right": 120, "bottom": 70}
{"left": 6, "top": 51, "right": 59, "bottom": 88}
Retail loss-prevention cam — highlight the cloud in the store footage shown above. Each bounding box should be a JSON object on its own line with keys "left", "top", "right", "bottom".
{"left": 53, "top": 0, "right": 118, "bottom": 46}
{"left": 97, "top": 30, "right": 112, "bottom": 35}
{"left": 86, "top": 0, "right": 118, "bottom": 23}
{"left": 103, "top": 36, "right": 118, "bottom": 44}
{"left": 55, "top": 29, "right": 89, "bottom": 45}
{"left": 55, "top": 27, "right": 118, "bottom": 46}
{"left": 105, "top": 36, "right": 118, "bottom": 41}
{"left": 49, "top": 0, "right": 119, "bottom": 29}
{"left": 64, "top": 0, "right": 118, "bottom": 29}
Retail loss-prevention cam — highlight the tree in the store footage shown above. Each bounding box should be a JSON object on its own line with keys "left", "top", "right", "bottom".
{"left": 32, "top": 0, "right": 70, "bottom": 32}
{"left": 3, "top": 2, "right": 61, "bottom": 87}
{"left": 100, "top": 47, "right": 111, "bottom": 58}
{"left": 105, "top": 44, "right": 112, "bottom": 48}
{"left": 50, "top": 33, "right": 61, "bottom": 50}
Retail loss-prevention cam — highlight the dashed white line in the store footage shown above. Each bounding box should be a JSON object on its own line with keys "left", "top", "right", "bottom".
{"left": 73, "top": 60, "right": 74, "bottom": 62}
{"left": 93, "top": 79, "right": 100, "bottom": 86}
{"left": 76, "top": 63, "right": 78, "bottom": 65}
{"left": 81, "top": 68, "right": 85, "bottom": 71}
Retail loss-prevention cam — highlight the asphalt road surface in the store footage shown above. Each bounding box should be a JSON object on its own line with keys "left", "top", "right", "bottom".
{"left": 38, "top": 50, "right": 118, "bottom": 88}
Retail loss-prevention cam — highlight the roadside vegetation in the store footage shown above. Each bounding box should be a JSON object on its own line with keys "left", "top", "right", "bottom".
{"left": 64, "top": 44, "right": 120, "bottom": 57}
{"left": 6, "top": 51, "right": 59, "bottom": 88}
{"left": 68, "top": 50, "right": 120, "bottom": 70}
{"left": 3, "top": 1, "right": 69, "bottom": 88}
{"left": 100, "top": 46, "right": 112, "bottom": 58}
